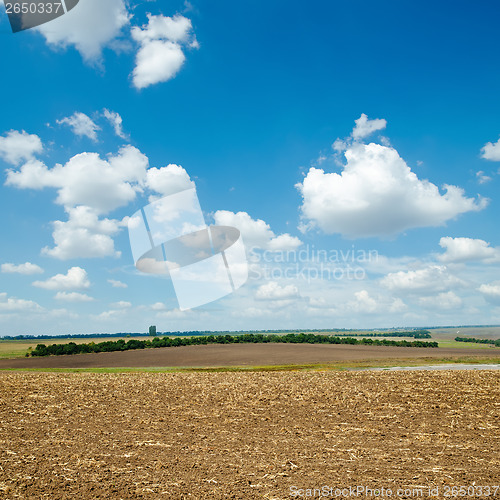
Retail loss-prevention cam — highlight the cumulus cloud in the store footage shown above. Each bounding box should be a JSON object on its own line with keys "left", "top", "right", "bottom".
{"left": 0, "top": 292, "right": 43, "bottom": 313}
{"left": 476, "top": 170, "right": 492, "bottom": 184}
{"left": 36, "top": 0, "right": 130, "bottom": 63}
{"left": 332, "top": 114, "right": 387, "bottom": 153}
{"left": 131, "top": 14, "right": 198, "bottom": 89}
{"left": 155, "top": 308, "right": 192, "bottom": 319}
{"left": 1, "top": 262, "right": 43, "bottom": 275}
{"left": 32, "top": 267, "right": 90, "bottom": 290}
{"left": 438, "top": 236, "right": 500, "bottom": 263}
{"left": 266, "top": 234, "right": 303, "bottom": 252}
{"left": 111, "top": 301, "right": 132, "bottom": 309}
{"left": 351, "top": 113, "right": 387, "bottom": 141}
{"left": 133, "top": 37, "right": 185, "bottom": 89}
{"left": 103, "top": 109, "right": 127, "bottom": 139}
{"left": 57, "top": 112, "right": 100, "bottom": 141}
{"left": 213, "top": 210, "right": 302, "bottom": 252}
{"left": 42, "top": 206, "right": 122, "bottom": 260}
{"left": 332, "top": 138, "right": 348, "bottom": 153}
{"left": 297, "top": 141, "right": 486, "bottom": 238}
{"left": 255, "top": 282, "right": 299, "bottom": 300}
{"left": 347, "top": 290, "right": 378, "bottom": 313}
{"left": 151, "top": 302, "right": 167, "bottom": 311}
{"left": 6, "top": 145, "right": 149, "bottom": 213}
{"left": 5, "top": 142, "right": 151, "bottom": 260}
{"left": 340, "top": 290, "right": 407, "bottom": 315}
{"left": 0, "top": 130, "right": 43, "bottom": 165}
{"left": 146, "top": 164, "right": 195, "bottom": 197}
{"left": 380, "top": 265, "right": 465, "bottom": 294}
{"left": 55, "top": 291, "right": 94, "bottom": 302}
{"left": 95, "top": 309, "right": 124, "bottom": 320}
{"left": 48, "top": 308, "right": 79, "bottom": 320}
{"left": 478, "top": 283, "right": 500, "bottom": 304}
{"left": 419, "top": 291, "right": 462, "bottom": 310}
{"left": 388, "top": 297, "right": 408, "bottom": 313}
{"left": 108, "top": 279, "right": 128, "bottom": 288}
{"left": 480, "top": 136, "right": 500, "bottom": 161}
{"left": 306, "top": 296, "right": 334, "bottom": 309}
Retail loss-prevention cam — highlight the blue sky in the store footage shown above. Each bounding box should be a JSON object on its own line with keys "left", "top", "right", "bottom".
{"left": 1, "top": 0, "right": 500, "bottom": 335}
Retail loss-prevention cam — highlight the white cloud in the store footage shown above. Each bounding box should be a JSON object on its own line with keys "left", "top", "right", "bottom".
{"left": 6, "top": 143, "right": 151, "bottom": 260}
{"left": 131, "top": 14, "right": 198, "bottom": 89}
{"left": 478, "top": 283, "right": 500, "bottom": 304}
{"left": 307, "top": 296, "right": 333, "bottom": 309}
{"left": 4, "top": 160, "right": 51, "bottom": 189}
{"left": 381, "top": 265, "right": 464, "bottom": 294}
{"left": 419, "top": 291, "right": 462, "bottom": 310}
{"left": 133, "top": 14, "right": 193, "bottom": 44}
{"left": 1, "top": 262, "right": 43, "bottom": 275}
{"left": 156, "top": 308, "right": 190, "bottom": 319}
{"left": 388, "top": 297, "right": 408, "bottom": 313}
{"left": 0, "top": 292, "right": 43, "bottom": 313}
{"left": 42, "top": 206, "right": 122, "bottom": 260}
{"left": 230, "top": 306, "right": 274, "bottom": 318}
{"left": 255, "top": 282, "right": 299, "bottom": 301}
{"left": 151, "top": 302, "right": 167, "bottom": 311}
{"left": 6, "top": 145, "right": 149, "bottom": 213}
{"left": 146, "top": 164, "right": 195, "bottom": 197}
{"left": 57, "top": 112, "right": 100, "bottom": 141}
{"left": 132, "top": 40, "right": 185, "bottom": 89}
{"left": 36, "top": 0, "right": 130, "bottom": 63}
{"left": 102, "top": 109, "right": 127, "bottom": 139}
{"left": 55, "top": 291, "right": 94, "bottom": 302}
{"left": 332, "top": 138, "right": 347, "bottom": 153}
{"left": 0, "top": 130, "right": 43, "bottom": 165}
{"left": 332, "top": 114, "right": 387, "bottom": 153}
{"left": 48, "top": 308, "right": 79, "bottom": 320}
{"left": 480, "top": 136, "right": 500, "bottom": 161}
{"left": 33, "top": 267, "right": 90, "bottom": 291}
{"left": 352, "top": 113, "right": 387, "bottom": 141}
{"left": 320, "top": 289, "right": 408, "bottom": 316}
{"left": 108, "top": 279, "right": 128, "bottom": 288}
{"left": 347, "top": 290, "right": 378, "bottom": 313}
{"left": 111, "top": 301, "right": 132, "bottom": 309}
{"left": 297, "top": 142, "right": 486, "bottom": 238}
{"left": 70, "top": 146, "right": 146, "bottom": 209}
{"left": 96, "top": 309, "right": 124, "bottom": 320}
{"left": 266, "top": 234, "right": 302, "bottom": 252}
{"left": 438, "top": 236, "right": 500, "bottom": 263}
{"left": 476, "top": 170, "right": 492, "bottom": 184}
{"left": 213, "top": 210, "right": 302, "bottom": 251}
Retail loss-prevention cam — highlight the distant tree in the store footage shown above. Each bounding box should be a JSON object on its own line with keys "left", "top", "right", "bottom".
{"left": 149, "top": 325, "right": 157, "bottom": 337}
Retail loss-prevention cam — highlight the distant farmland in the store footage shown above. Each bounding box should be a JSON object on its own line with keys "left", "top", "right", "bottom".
{"left": 0, "top": 343, "right": 498, "bottom": 370}
{"left": 1, "top": 327, "right": 499, "bottom": 362}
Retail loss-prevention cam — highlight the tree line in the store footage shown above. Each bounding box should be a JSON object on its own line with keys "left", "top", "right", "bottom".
{"left": 30, "top": 333, "right": 439, "bottom": 357}
{"left": 331, "top": 330, "right": 431, "bottom": 338}
{"left": 6, "top": 328, "right": 431, "bottom": 341}
{"left": 455, "top": 336, "right": 500, "bottom": 347}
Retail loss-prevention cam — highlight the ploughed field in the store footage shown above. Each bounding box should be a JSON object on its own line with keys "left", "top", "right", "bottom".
{"left": 0, "top": 370, "right": 498, "bottom": 499}
{"left": 0, "top": 343, "right": 499, "bottom": 369}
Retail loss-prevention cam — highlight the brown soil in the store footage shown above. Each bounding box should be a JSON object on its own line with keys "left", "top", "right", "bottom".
{"left": 0, "top": 371, "right": 498, "bottom": 499}
{"left": 0, "top": 343, "right": 498, "bottom": 369}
